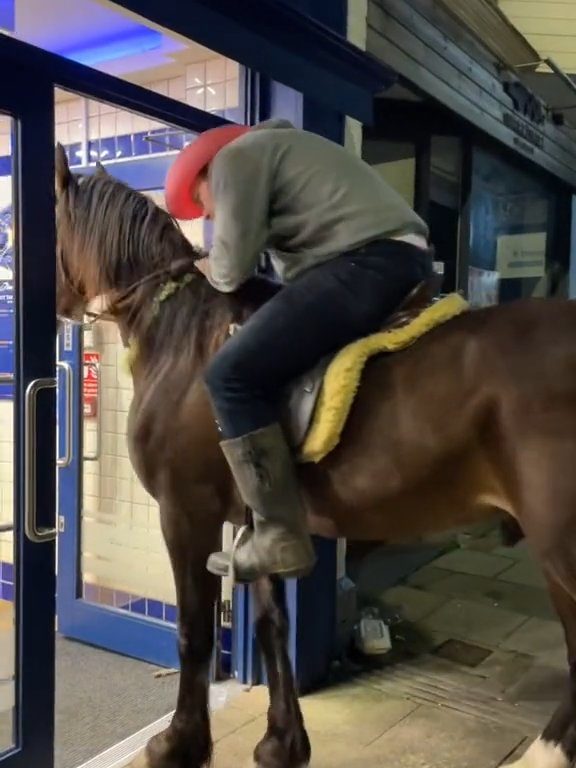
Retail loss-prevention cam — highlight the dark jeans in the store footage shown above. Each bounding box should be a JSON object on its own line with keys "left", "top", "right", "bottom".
{"left": 205, "top": 240, "right": 433, "bottom": 439}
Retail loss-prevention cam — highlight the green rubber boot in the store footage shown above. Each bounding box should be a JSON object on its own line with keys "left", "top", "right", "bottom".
{"left": 206, "top": 423, "right": 316, "bottom": 583}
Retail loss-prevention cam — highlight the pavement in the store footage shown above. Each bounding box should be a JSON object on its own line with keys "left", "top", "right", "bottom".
{"left": 208, "top": 529, "right": 564, "bottom": 767}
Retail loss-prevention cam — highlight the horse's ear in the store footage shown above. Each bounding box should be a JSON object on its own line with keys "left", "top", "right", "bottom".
{"left": 55, "top": 143, "right": 73, "bottom": 196}
{"left": 94, "top": 161, "right": 108, "bottom": 178}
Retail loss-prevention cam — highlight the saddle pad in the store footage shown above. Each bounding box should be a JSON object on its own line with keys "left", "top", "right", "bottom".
{"left": 299, "top": 293, "right": 469, "bottom": 464}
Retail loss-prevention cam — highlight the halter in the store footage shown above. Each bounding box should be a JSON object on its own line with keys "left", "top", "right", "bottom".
{"left": 58, "top": 247, "right": 201, "bottom": 327}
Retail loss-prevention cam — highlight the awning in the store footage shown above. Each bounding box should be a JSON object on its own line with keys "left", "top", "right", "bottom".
{"left": 112, "top": 0, "right": 397, "bottom": 123}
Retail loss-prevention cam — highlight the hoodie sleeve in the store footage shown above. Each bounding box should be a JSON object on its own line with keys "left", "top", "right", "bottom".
{"left": 207, "top": 142, "right": 272, "bottom": 293}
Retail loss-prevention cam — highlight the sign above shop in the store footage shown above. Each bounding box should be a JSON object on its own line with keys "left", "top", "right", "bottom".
{"left": 502, "top": 76, "right": 546, "bottom": 152}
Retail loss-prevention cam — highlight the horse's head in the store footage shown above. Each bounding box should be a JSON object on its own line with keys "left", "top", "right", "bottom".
{"left": 55, "top": 143, "right": 202, "bottom": 327}
{"left": 54, "top": 143, "right": 109, "bottom": 321}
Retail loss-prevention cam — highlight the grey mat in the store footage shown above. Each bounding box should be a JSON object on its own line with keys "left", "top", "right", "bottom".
{"left": 55, "top": 636, "right": 179, "bottom": 768}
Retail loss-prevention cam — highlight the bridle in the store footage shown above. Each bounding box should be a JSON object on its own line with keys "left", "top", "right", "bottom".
{"left": 58, "top": 241, "right": 201, "bottom": 327}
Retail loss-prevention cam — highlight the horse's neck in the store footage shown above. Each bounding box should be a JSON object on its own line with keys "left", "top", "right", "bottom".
{"left": 115, "top": 273, "right": 277, "bottom": 381}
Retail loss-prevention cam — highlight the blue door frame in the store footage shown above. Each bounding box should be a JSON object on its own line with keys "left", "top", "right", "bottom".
{"left": 0, "top": 70, "right": 58, "bottom": 768}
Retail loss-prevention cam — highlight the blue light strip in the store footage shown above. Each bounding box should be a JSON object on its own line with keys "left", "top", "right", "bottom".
{"left": 0, "top": 0, "right": 14, "bottom": 34}
{"left": 57, "top": 28, "right": 162, "bottom": 67}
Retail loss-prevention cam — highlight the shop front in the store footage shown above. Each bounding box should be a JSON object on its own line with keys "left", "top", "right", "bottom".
{"left": 363, "top": 0, "right": 576, "bottom": 307}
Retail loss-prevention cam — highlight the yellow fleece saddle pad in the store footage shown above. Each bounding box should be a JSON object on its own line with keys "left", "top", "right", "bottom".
{"left": 298, "top": 293, "right": 469, "bottom": 464}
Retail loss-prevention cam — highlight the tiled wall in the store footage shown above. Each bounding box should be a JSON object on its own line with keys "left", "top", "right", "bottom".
{"left": 82, "top": 319, "right": 177, "bottom": 610}
{"left": 81, "top": 191, "right": 205, "bottom": 619}
{"left": 54, "top": 56, "right": 240, "bottom": 165}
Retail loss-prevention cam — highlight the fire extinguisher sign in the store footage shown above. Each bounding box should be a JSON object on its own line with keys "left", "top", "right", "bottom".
{"left": 83, "top": 351, "right": 100, "bottom": 419}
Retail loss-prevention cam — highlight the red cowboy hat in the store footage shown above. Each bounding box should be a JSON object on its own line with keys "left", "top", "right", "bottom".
{"left": 165, "top": 124, "right": 251, "bottom": 220}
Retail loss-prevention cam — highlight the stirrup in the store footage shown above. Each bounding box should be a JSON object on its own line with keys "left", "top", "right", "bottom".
{"left": 206, "top": 525, "right": 251, "bottom": 582}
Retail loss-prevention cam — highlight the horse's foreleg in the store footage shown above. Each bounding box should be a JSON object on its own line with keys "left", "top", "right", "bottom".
{"left": 133, "top": 499, "right": 220, "bottom": 768}
{"left": 252, "top": 576, "right": 311, "bottom": 768}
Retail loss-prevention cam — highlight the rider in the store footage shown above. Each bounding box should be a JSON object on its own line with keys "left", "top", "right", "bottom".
{"left": 165, "top": 119, "right": 432, "bottom": 583}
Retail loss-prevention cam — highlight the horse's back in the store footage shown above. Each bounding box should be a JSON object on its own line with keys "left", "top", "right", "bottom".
{"left": 302, "top": 297, "right": 576, "bottom": 538}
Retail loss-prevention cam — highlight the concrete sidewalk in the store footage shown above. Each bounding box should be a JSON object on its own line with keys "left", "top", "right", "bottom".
{"left": 210, "top": 534, "right": 563, "bottom": 767}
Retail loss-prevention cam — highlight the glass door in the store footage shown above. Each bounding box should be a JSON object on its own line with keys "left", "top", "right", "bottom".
{"left": 0, "top": 73, "right": 58, "bottom": 768}
{"left": 56, "top": 91, "right": 238, "bottom": 678}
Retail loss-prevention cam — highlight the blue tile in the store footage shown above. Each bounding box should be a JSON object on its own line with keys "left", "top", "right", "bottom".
{"left": 115, "top": 134, "right": 132, "bottom": 160}
{"left": 68, "top": 143, "right": 83, "bottom": 166}
{"left": 1, "top": 582, "right": 14, "bottom": 601}
{"left": 1, "top": 561, "right": 14, "bottom": 584}
{"left": 146, "top": 599, "right": 163, "bottom": 620}
{"left": 164, "top": 604, "right": 177, "bottom": 624}
{"left": 0, "top": 156, "right": 11, "bottom": 176}
{"left": 99, "top": 137, "right": 114, "bottom": 162}
{"left": 130, "top": 598, "right": 146, "bottom": 615}
{"left": 132, "top": 132, "right": 149, "bottom": 157}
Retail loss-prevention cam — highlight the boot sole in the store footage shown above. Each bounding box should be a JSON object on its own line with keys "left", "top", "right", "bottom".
{"left": 206, "top": 553, "right": 315, "bottom": 583}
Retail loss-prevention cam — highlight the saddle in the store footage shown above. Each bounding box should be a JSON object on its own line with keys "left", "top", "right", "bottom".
{"left": 283, "top": 275, "right": 443, "bottom": 453}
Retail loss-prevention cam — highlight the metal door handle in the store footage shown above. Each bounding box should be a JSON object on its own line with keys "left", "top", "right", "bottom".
{"left": 25, "top": 377, "right": 57, "bottom": 543}
{"left": 57, "top": 362, "right": 73, "bottom": 468}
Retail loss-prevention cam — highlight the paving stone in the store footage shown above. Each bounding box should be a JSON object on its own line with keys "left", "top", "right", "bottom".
{"left": 211, "top": 704, "right": 260, "bottom": 743}
{"left": 365, "top": 704, "right": 525, "bottom": 768}
{"left": 228, "top": 685, "right": 270, "bottom": 716}
{"left": 492, "top": 540, "right": 531, "bottom": 562}
{"left": 432, "top": 550, "right": 513, "bottom": 578}
{"left": 417, "top": 599, "right": 527, "bottom": 647}
{"left": 212, "top": 714, "right": 268, "bottom": 768}
{"left": 380, "top": 585, "right": 446, "bottom": 623}
{"left": 301, "top": 688, "right": 416, "bottom": 745}
{"left": 504, "top": 664, "right": 567, "bottom": 710}
{"left": 472, "top": 649, "right": 534, "bottom": 693}
{"left": 500, "top": 619, "right": 568, "bottom": 668}
{"left": 498, "top": 560, "right": 547, "bottom": 589}
{"left": 498, "top": 739, "right": 530, "bottom": 766}
{"left": 406, "top": 566, "right": 453, "bottom": 589}
{"left": 424, "top": 573, "right": 556, "bottom": 621}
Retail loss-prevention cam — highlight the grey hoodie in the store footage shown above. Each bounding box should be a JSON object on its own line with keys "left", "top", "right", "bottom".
{"left": 207, "top": 119, "right": 429, "bottom": 292}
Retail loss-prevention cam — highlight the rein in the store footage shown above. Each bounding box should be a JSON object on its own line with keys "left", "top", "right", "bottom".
{"left": 69, "top": 258, "right": 202, "bottom": 327}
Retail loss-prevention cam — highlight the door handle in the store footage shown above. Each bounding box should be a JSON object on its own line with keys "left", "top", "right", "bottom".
{"left": 57, "top": 361, "right": 73, "bottom": 468}
{"left": 25, "top": 377, "right": 57, "bottom": 543}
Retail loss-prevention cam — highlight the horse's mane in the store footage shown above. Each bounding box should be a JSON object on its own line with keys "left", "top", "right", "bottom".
{"left": 62, "top": 171, "right": 279, "bottom": 373}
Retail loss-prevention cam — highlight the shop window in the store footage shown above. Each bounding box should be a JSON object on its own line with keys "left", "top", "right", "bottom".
{"left": 469, "top": 147, "right": 563, "bottom": 305}
{"left": 362, "top": 138, "right": 416, "bottom": 207}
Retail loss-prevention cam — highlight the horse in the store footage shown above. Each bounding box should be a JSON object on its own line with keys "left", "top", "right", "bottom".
{"left": 54, "top": 142, "right": 576, "bottom": 768}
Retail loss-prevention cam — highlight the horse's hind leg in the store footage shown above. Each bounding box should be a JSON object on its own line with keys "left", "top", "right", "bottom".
{"left": 504, "top": 438, "right": 576, "bottom": 768}
{"left": 134, "top": 499, "right": 220, "bottom": 768}
{"left": 252, "top": 576, "right": 311, "bottom": 768}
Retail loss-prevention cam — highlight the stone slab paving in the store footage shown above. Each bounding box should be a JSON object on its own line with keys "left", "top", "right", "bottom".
{"left": 210, "top": 684, "right": 526, "bottom": 768}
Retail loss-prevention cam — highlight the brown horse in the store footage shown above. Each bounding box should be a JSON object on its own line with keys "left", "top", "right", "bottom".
{"left": 54, "top": 143, "right": 576, "bottom": 768}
